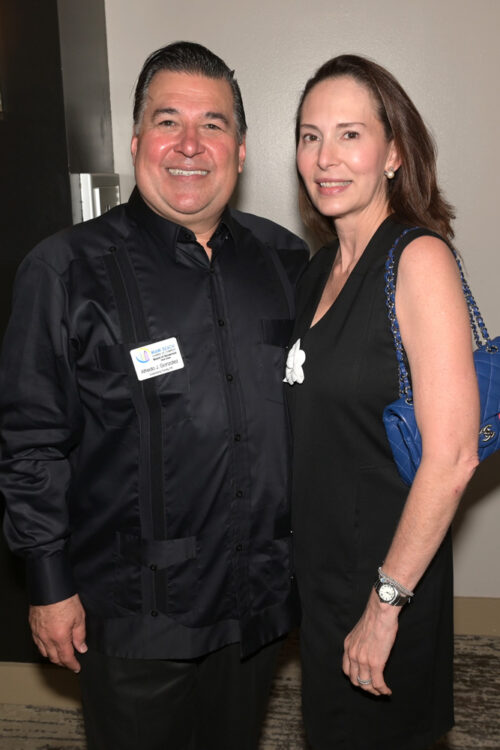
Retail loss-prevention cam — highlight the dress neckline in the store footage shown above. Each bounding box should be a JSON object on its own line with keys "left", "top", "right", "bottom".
{"left": 306, "top": 215, "right": 395, "bottom": 333}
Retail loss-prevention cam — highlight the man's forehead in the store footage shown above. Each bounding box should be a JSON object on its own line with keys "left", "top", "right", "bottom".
{"left": 146, "top": 71, "right": 234, "bottom": 110}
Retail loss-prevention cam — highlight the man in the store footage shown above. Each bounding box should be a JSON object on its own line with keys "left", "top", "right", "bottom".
{"left": 0, "top": 42, "right": 308, "bottom": 749}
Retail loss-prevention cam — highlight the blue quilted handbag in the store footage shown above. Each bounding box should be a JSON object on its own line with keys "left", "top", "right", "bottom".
{"left": 383, "top": 229, "right": 500, "bottom": 486}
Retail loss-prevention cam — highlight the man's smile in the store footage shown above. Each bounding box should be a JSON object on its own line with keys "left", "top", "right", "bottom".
{"left": 167, "top": 168, "right": 209, "bottom": 176}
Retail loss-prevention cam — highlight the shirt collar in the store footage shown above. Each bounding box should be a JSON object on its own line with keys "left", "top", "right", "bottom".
{"left": 125, "top": 187, "right": 235, "bottom": 252}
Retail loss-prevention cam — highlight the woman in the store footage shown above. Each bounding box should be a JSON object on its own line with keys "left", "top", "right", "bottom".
{"left": 286, "top": 55, "right": 479, "bottom": 750}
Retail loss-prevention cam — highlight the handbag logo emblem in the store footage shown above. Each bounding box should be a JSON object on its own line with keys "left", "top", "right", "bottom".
{"left": 479, "top": 424, "right": 496, "bottom": 443}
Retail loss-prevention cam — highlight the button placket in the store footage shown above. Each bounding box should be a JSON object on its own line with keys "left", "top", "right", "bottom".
{"left": 208, "top": 230, "right": 251, "bottom": 618}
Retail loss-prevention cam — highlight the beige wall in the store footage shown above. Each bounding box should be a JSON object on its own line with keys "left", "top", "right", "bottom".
{"left": 104, "top": 0, "right": 500, "bottom": 599}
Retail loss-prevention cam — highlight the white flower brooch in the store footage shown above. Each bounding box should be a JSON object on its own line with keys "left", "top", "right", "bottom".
{"left": 283, "top": 338, "right": 306, "bottom": 385}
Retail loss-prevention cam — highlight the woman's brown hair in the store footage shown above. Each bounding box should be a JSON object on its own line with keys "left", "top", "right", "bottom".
{"left": 296, "top": 54, "right": 455, "bottom": 245}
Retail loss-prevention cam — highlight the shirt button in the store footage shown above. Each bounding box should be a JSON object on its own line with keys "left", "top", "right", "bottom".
{"left": 235, "top": 543, "right": 243, "bottom": 552}
{"left": 236, "top": 490, "right": 243, "bottom": 498}
{"left": 218, "top": 319, "right": 225, "bottom": 326}
{"left": 234, "top": 433, "right": 241, "bottom": 442}
{"left": 226, "top": 373, "right": 233, "bottom": 382}
{"left": 150, "top": 564, "right": 157, "bottom": 571}
{"left": 150, "top": 610, "right": 158, "bottom": 617}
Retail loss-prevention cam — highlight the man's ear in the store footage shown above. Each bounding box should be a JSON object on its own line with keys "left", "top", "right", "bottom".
{"left": 238, "top": 136, "right": 246, "bottom": 174}
{"left": 131, "top": 128, "right": 138, "bottom": 165}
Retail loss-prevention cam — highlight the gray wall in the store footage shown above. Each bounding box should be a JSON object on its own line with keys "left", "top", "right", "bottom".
{"left": 104, "top": 0, "right": 500, "bottom": 598}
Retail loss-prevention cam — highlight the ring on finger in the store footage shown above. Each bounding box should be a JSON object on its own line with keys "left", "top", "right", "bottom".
{"left": 356, "top": 675, "right": 372, "bottom": 686}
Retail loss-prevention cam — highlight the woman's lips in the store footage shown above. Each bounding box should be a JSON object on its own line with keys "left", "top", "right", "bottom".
{"left": 317, "top": 179, "right": 351, "bottom": 188}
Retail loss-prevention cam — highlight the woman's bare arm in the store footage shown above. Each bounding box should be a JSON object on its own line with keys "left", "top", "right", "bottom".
{"left": 342, "top": 236, "right": 479, "bottom": 696}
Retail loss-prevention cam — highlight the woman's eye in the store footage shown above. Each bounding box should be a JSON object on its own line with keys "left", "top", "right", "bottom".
{"left": 302, "top": 133, "right": 318, "bottom": 143}
{"left": 343, "top": 130, "right": 359, "bottom": 140}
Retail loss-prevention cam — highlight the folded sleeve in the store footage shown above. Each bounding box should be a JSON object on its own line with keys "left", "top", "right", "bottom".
{"left": 0, "top": 254, "right": 83, "bottom": 605}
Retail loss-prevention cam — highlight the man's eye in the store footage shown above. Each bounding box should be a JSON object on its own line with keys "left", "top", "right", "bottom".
{"left": 205, "top": 123, "right": 221, "bottom": 130}
{"left": 159, "top": 119, "right": 175, "bottom": 127}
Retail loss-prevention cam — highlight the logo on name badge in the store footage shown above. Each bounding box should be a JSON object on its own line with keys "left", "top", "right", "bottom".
{"left": 130, "top": 337, "right": 184, "bottom": 381}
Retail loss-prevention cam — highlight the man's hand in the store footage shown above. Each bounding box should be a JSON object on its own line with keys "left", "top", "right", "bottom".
{"left": 29, "top": 594, "right": 87, "bottom": 673}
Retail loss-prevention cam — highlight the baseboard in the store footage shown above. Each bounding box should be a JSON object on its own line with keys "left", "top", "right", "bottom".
{"left": 0, "top": 661, "right": 81, "bottom": 708}
{"left": 0, "top": 597, "right": 498, "bottom": 707}
{"left": 454, "top": 596, "right": 500, "bottom": 635}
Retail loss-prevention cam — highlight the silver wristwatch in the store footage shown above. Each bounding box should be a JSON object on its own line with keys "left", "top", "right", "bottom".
{"left": 374, "top": 568, "right": 413, "bottom": 606}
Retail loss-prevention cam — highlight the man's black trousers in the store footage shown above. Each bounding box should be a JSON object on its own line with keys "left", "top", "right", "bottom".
{"left": 78, "top": 638, "right": 282, "bottom": 749}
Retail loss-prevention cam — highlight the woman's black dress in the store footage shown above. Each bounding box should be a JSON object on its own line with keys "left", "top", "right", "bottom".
{"left": 287, "top": 217, "right": 454, "bottom": 750}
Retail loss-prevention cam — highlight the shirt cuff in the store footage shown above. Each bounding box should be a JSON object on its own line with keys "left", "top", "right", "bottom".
{"left": 26, "top": 548, "right": 76, "bottom": 605}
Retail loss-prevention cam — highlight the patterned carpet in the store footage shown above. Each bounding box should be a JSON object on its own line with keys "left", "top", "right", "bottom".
{"left": 0, "top": 634, "right": 498, "bottom": 750}
{"left": 261, "top": 633, "right": 500, "bottom": 749}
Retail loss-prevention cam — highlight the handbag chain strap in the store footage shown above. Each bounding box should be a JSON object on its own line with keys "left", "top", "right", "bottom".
{"left": 384, "top": 227, "right": 497, "bottom": 402}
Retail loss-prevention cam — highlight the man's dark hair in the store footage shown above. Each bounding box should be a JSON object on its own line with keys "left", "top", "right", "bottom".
{"left": 133, "top": 41, "right": 247, "bottom": 143}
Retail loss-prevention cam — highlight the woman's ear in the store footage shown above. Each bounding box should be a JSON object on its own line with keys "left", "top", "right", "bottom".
{"left": 385, "top": 141, "right": 401, "bottom": 174}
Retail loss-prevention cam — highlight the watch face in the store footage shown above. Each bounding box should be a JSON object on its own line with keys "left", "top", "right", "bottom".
{"left": 378, "top": 583, "right": 396, "bottom": 602}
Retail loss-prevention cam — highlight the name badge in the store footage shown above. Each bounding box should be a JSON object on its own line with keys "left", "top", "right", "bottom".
{"left": 130, "top": 337, "right": 184, "bottom": 381}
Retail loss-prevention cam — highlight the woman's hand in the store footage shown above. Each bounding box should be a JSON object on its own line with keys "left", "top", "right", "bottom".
{"left": 342, "top": 588, "right": 400, "bottom": 696}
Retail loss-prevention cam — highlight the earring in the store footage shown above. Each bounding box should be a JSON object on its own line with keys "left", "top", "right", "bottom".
{"left": 384, "top": 168, "right": 395, "bottom": 180}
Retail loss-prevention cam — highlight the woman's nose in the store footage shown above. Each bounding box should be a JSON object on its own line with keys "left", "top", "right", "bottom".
{"left": 317, "top": 137, "right": 340, "bottom": 170}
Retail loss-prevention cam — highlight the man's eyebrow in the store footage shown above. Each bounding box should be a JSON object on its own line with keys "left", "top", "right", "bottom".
{"left": 151, "top": 108, "right": 229, "bottom": 127}
{"left": 204, "top": 111, "right": 230, "bottom": 126}
{"left": 152, "top": 107, "right": 179, "bottom": 118}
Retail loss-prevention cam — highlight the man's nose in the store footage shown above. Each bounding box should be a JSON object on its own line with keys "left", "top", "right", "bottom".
{"left": 175, "top": 126, "right": 204, "bottom": 157}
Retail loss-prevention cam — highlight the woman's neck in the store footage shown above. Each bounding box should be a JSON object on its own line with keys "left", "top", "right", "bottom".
{"left": 334, "top": 203, "right": 391, "bottom": 271}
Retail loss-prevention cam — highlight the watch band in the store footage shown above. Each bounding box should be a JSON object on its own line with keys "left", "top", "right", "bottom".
{"left": 374, "top": 568, "right": 414, "bottom": 606}
{"left": 378, "top": 566, "right": 414, "bottom": 597}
